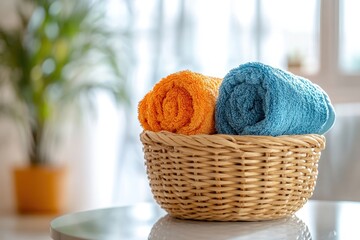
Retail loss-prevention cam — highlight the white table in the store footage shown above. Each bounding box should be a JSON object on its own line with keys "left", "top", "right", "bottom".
{"left": 0, "top": 214, "right": 52, "bottom": 240}
{"left": 50, "top": 200, "right": 360, "bottom": 240}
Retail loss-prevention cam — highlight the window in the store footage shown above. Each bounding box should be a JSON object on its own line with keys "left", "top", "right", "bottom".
{"left": 339, "top": 0, "right": 360, "bottom": 74}
{"left": 90, "top": 0, "right": 360, "bottom": 209}
{"left": 109, "top": 0, "right": 360, "bottom": 206}
{"left": 261, "top": 0, "right": 319, "bottom": 74}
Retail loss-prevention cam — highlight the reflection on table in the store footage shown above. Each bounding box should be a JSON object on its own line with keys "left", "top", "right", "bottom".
{"left": 51, "top": 200, "right": 360, "bottom": 240}
{"left": 149, "top": 214, "right": 311, "bottom": 240}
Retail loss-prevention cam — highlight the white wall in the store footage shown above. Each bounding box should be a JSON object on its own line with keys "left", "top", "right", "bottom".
{"left": 0, "top": 0, "right": 20, "bottom": 29}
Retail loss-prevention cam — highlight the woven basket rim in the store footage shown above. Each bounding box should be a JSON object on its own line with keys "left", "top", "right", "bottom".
{"left": 141, "top": 130, "right": 325, "bottom": 147}
{"left": 141, "top": 130, "right": 326, "bottom": 151}
{"left": 141, "top": 130, "right": 324, "bottom": 139}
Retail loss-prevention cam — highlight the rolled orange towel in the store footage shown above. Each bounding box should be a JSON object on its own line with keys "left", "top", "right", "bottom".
{"left": 138, "top": 70, "right": 222, "bottom": 135}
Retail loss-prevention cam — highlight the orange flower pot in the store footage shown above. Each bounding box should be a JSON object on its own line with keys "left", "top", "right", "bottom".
{"left": 13, "top": 166, "right": 67, "bottom": 214}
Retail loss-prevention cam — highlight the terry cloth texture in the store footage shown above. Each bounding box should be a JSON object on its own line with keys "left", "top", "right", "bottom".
{"left": 138, "top": 70, "right": 222, "bottom": 135}
{"left": 215, "top": 62, "right": 336, "bottom": 136}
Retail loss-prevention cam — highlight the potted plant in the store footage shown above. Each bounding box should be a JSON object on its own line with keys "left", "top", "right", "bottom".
{"left": 0, "top": 0, "right": 129, "bottom": 214}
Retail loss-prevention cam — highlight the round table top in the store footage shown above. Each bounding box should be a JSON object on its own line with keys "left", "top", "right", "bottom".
{"left": 50, "top": 200, "right": 360, "bottom": 240}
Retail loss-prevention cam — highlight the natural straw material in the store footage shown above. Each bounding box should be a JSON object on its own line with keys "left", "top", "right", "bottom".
{"left": 140, "top": 130, "right": 325, "bottom": 221}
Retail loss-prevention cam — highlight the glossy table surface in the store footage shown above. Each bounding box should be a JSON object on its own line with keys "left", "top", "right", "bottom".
{"left": 50, "top": 200, "right": 360, "bottom": 240}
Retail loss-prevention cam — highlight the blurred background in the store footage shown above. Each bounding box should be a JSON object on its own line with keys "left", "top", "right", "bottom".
{"left": 1, "top": 0, "right": 360, "bottom": 238}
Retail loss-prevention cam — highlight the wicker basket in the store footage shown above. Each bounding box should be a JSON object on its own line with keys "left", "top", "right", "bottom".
{"left": 140, "top": 130, "right": 325, "bottom": 221}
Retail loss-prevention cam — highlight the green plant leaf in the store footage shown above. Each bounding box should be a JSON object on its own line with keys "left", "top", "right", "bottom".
{"left": 0, "top": 0, "right": 130, "bottom": 165}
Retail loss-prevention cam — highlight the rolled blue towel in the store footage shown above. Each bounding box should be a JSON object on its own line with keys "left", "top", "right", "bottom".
{"left": 215, "top": 62, "right": 335, "bottom": 136}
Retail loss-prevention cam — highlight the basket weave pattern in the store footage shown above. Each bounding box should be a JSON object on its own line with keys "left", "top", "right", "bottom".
{"left": 141, "top": 131, "right": 325, "bottom": 221}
